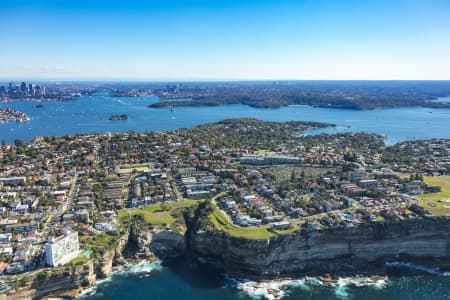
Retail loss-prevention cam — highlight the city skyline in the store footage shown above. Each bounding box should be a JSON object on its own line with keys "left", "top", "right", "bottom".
{"left": 1, "top": 0, "right": 450, "bottom": 80}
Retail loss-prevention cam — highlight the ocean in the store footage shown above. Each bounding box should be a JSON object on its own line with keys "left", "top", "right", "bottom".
{"left": 78, "top": 258, "right": 450, "bottom": 300}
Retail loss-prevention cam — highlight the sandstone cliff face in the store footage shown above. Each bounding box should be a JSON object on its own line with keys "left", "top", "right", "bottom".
{"left": 96, "top": 250, "right": 115, "bottom": 279}
{"left": 34, "top": 262, "right": 96, "bottom": 299}
{"left": 190, "top": 218, "right": 450, "bottom": 278}
{"left": 149, "top": 230, "right": 186, "bottom": 257}
{"left": 7, "top": 215, "right": 450, "bottom": 299}
{"left": 130, "top": 224, "right": 186, "bottom": 258}
{"left": 131, "top": 228, "right": 153, "bottom": 258}
{"left": 3, "top": 262, "right": 96, "bottom": 300}
{"left": 3, "top": 231, "right": 130, "bottom": 300}
{"left": 97, "top": 230, "right": 129, "bottom": 278}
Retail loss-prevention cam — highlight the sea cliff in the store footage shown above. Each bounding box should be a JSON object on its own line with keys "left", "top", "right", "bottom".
{"left": 122, "top": 205, "right": 450, "bottom": 278}
{"left": 5, "top": 213, "right": 450, "bottom": 299}
{"left": 188, "top": 216, "right": 450, "bottom": 278}
{"left": 1, "top": 262, "right": 95, "bottom": 300}
{"left": 2, "top": 231, "right": 129, "bottom": 300}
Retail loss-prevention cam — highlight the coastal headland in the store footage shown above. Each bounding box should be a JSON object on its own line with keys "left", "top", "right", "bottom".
{"left": 7, "top": 203, "right": 449, "bottom": 300}
{"left": 1, "top": 118, "right": 450, "bottom": 299}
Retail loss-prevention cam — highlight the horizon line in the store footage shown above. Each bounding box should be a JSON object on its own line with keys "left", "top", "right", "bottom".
{"left": 1, "top": 78, "right": 450, "bottom": 83}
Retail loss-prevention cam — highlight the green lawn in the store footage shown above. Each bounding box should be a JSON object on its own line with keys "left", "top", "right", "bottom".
{"left": 132, "top": 208, "right": 175, "bottom": 225}
{"left": 209, "top": 208, "right": 279, "bottom": 240}
{"left": 120, "top": 200, "right": 295, "bottom": 240}
{"left": 254, "top": 150, "right": 276, "bottom": 155}
{"left": 119, "top": 200, "right": 200, "bottom": 225}
{"left": 79, "top": 232, "right": 117, "bottom": 254}
{"left": 416, "top": 176, "right": 450, "bottom": 216}
{"left": 69, "top": 256, "right": 88, "bottom": 266}
{"left": 398, "top": 173, "right": 412, "bottom": 180}
{"left": 273, "top": 226, "right": 299, "bottom": 235}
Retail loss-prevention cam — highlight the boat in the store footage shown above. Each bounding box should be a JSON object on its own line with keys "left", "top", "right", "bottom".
{"left": 108, "top": 114, "right": 128, "bottom": 121}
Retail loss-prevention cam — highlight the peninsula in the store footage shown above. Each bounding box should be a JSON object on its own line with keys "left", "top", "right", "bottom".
{"left": 1, "top": 119, "right": 450, "bottom": 299}
{"left": 3, "top": 80, "right": 450, "bottom": 110}
{"left": 147, "top": 81, "right": 450, "bottom": 110}
{"left": 0, "top": 107, "right": 30, "bottom": 123}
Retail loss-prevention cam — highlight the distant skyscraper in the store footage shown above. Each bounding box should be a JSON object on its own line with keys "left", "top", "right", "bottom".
{"left": 28, "top": 83, "right": 36, "bottom": 96}
{"left": 20, "top": 82, "right": 27, "bottom": 95}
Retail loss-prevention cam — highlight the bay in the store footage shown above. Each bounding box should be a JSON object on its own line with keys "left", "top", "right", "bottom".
{"left": 1, "top": 94, "right": 450, "bottom": 145}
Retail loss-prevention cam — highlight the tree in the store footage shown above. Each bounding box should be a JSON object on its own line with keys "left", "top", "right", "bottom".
{"left": 14, "top": 139, "right": 24, "bottom": 148}
{"left": 36, "top": 271, "right": 49, "bottom": 288}
{"left": 290, "top": 170, "right": 296, "bottom": 183}
{"left": 343, "top": 153, "right": 357, "bottom": 162}
{"left": 342, "top": 163, "right": 354, "bottom": 172}
{"left": 300, "top": 170, "right": 305, "bottom": 179}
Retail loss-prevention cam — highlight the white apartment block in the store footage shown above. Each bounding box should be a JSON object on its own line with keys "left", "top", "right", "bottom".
{"left": 45, "top": 231, "right": 80, "bottom": 266}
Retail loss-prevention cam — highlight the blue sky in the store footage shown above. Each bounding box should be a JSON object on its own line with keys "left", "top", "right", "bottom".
{"left": 1, "top": 0, "right": 450, "bottom": 80}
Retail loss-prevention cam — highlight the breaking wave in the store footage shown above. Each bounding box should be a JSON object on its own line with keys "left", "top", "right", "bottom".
{"left": 77, "top": 260, "right": 162, "bottom": 299}
{"left": 386, "top": 261, "right": 450, "bottom": 276}
{"left": 227, "top": 275, "right": 388, "bottom": 300}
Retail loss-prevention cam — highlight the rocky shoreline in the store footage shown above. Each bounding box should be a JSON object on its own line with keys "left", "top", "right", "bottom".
{"left": 36, "top": 258, "right": 390, "bottom": 300}
{"left": 4, "top": 213, "right": 450, "bottom": 299}
{"left": 41, "top": 259, "right": 446, "bottom": 300}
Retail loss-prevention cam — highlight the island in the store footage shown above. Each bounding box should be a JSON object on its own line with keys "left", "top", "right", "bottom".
{"left": 1, "top": 118, "right": 450, "bottom": 299}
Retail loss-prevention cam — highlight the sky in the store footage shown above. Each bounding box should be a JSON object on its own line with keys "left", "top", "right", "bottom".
{"left": 1, "top": 0, "right": 450, "bottom": 80}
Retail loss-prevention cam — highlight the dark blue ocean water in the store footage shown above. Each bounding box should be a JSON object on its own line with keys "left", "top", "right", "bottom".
{"left": 78, "top": 258, "right": 450, "bottom": 300}
{"left": 1, "top": 94, "right": 450, "bottom": 144}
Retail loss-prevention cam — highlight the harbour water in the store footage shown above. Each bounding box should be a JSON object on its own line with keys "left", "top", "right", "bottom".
{"left": 1, "top": 94, "right": 450, "bottom": 145}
